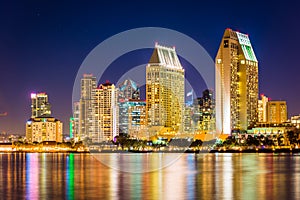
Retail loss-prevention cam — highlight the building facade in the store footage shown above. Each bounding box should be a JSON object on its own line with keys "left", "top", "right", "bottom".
{"left": 118, "top": 79, "right": 140, "bottom": 135}
{"left": 215, "top": 28, "right": 259, "bottom": 133}
{"left": 79, "top": 74, "right": 97, "bottom": 139}
{"left": 26, "top": 117, "right": 63, "bottom": 143}
{"left": 193, "top": 89, "right": 215, "bottom": 133}
{"left": 71, "top": 101, "right": 80, "bottom": 138}
{"left": 31, "top": 92, "right": 51, "bottom": 118}
{"left": 183, "top": 106, "right": 193, "bottom": 133}
{"left": 94, "top": 81, "right": 119, "bottom": 142}
{"left": 258, "top": 94, "right": 269, "bottom": 123}
{"left": 70, "top": 117, "right": 74, "bottom": 138}
{"left": 291, "top": 115, "right": 300, "bottom": 129}
{"left": 27, "top": 92, "right": 63, "bottom": 143}
{"left": 118, "top": 79, "right": 140, "bottom": 101}
{"left": 128, "top": 100, "right": 146, "bottom": 138}
{"left": 266, "top": 101, "right": 287, "bottom": 123}
{"left": 146, "top": 43, "right": 185, "bottom": 132}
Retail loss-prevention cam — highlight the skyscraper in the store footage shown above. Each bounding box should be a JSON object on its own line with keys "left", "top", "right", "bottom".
{"left": 94, "top": 81, "right": 119, "bottom": 142}
{"left": 31, "top": 92, "right": 51, "bottom": 118}
{"left": 215, "top": 28, "right": 259, "bottom": 133}
{"left": 193, "top": 89, "right": 215, "bottom": 133}
{"left": 79, "top": 74, "right": 96, "bottom": 139}
{"left": 146, "top": 43, "right": 185, "bottom": 132}
{"left": 128, "top": 99, "right": 146, "bottom": 138}
{"left": 118, "top": 79, "right": 140, "bottom": 101}
{"left": 118, "top": 79, "right": 140, "bottom": 135}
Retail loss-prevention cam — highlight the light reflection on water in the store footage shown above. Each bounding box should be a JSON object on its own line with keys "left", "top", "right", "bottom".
{"left": 0, "top": 153, "right": 299, "bottom": 199}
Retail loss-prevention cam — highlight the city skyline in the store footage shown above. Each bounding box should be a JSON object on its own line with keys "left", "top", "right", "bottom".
{"left": 1, "top": 2, "right": 300, "bottom": 200}
{"left": 1, "top": 1, "right": 300, "bottom": 134}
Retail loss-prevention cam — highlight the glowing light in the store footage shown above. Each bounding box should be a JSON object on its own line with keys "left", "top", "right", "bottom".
{"left": 66, "top": 154, "right": 74, "bottom": 199}
{"left": 69, "top": 117, "right": 74, "bottom": 138}
{"left": 31, "top": 93, "right": 36, "bottom": 99}
{"left": 236, "top": 32, "right": 257, "bottom": 62}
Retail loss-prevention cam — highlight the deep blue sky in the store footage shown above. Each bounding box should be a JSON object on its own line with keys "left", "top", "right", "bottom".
{"left": 0, "top": 1, "right": 300, "bottom": 135}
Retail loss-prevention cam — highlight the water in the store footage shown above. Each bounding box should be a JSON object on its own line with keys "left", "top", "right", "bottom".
{"left": 0, "top": 153, "right": 299, "bottom": 200}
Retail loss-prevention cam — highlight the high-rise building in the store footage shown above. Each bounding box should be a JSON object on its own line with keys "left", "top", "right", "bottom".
{"left": 183, "top": 105, "right": 193, "bottom": 133}
{"left": 128, "top": 99, "right": 146, "bottom": 138}
{"left": 118, "top": 79, "right": 140, "bottom": 101}
{"left": 258, "top": 94, "right": 269, "bottom": 123}
{"left": 215, "top": 28, "right": 259, "bottom": 133}
{"left": 193, "top": 89, "right": 215, "bottom": 133}
{"left": 266, "top": 101, "right": 287, "bottom": 123}
{"left": 26, "top": 117, "right": 63, "bottom": 143}
{"left": 71, "top": 102, "right": 80, "bottom": 138}
{"left": 146, "top": 43, "right": 185, "bottom": 132}
{"left": 26, "top": 92, "right": 63, "bottom": 143}
{"left": 94, "top": 81, "right": 119, "bottom": 142}
{"left": 70, "top": 117, "right": 75, "bottom": 138}
{"left": 118, "top": 79, "right": 140, "bottom": 135}
{"left": 31, "top": 92, "right": 51, "bottom": 118}
{"left": 118, "top": 101, "right": 130, "bottom": 135}
{"left": 79, "top": 74, "right": 96, "bottom": 139}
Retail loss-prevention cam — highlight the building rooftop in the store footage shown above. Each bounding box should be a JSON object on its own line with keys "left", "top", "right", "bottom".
{"left": 148, "top": 43, "right": 183, "bottom": 70}
{"left": 27, "top": 117, "right": 61, "bottom": 123}
{"left": 98, "top": 80, "right": 113, "bottom": 89}
{"left": 119, "top": 79, "right": 138, "bottom": 91}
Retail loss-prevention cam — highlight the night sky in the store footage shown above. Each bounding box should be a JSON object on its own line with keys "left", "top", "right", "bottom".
{"left": 1, "top": 1, "right": 300, "bottom": 135}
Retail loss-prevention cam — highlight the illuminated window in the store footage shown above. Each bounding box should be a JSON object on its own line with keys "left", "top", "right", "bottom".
{"left": 224, "top": 40, "right": 229, "bottom": 48}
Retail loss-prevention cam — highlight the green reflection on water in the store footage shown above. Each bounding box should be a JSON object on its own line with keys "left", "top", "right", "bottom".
{"left": 66, "top": 153, "right": 74, "bottom": 200}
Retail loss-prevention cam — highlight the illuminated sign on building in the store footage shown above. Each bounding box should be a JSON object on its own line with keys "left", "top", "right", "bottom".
{"left": 236, "top": 32, "right": 258, "bottom": 62}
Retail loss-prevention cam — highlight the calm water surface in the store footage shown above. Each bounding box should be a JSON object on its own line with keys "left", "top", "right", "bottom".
{"left": 0, "top": 153, "right": 299, "bottom": 200}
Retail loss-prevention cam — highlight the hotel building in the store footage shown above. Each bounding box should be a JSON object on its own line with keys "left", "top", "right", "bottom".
{"left": 215, "top": 28, "right": 259, "bottom": 133}
{"left": 146, "top": 43, "right": 185, "bottom": 132}
{"left": 26, "top": 117, "right": 63, "bottom": 143}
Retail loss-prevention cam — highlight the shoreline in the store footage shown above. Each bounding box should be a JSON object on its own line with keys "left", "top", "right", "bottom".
{"left": 0, "top": 148, "right": 299, "bottom": 154}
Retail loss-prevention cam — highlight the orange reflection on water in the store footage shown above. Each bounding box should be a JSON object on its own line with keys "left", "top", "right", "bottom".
{"left": 0, "top": 153, "right": 299, "bottom": 199}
